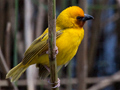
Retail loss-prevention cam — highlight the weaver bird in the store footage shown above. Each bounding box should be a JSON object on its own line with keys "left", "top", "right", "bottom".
{"left": 6, "top": 6, "right": 93, "bottom": 87}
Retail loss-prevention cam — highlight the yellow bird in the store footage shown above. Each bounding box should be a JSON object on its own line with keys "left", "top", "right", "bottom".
{"left": 6, "top": 6, "right": 93, "bottom": 82}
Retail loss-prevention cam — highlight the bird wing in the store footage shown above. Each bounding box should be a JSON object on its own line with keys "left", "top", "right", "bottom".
{"left": 22, "top": 30, "right": 63, "bottom": 65}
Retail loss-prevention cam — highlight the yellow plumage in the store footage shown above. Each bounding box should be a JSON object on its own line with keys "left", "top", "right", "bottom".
{"left": 6, "top": 6, "right": 93, "bottom": 82}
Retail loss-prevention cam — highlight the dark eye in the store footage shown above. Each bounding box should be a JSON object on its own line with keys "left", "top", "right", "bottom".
{"left": 76, "top": 16, "right": 83, "bottom": 21}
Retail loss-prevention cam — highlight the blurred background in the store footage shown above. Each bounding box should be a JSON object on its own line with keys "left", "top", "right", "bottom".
{"left": 0, "top": 0, "right": 120, "bottom": 90}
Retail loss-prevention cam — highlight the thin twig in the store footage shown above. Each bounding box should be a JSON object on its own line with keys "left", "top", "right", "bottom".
{"left": 48, "top": 0, "right": 59, "bottom": 90}
{"left": 0, "top": 47, "right": 9, "bottom": 73}
{"left": 87, "top": 71, "right": 120, "bottom": 90}
{"left": 0, "top": 47, "right": 18, "bottom": 90}
{"left": 1, "top": 75, "right": 120, "bottom": 87}
{"left": 5, "top": 22, "right": 11, "bottom": 68}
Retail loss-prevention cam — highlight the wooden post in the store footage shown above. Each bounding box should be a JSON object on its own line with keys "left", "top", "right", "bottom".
{"left": 48, "top": 0, "right": 59, "bottom": 90}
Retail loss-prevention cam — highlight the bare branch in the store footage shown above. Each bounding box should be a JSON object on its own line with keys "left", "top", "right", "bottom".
{"left": 87, "top": 71, "right": 120, "bottom": 90}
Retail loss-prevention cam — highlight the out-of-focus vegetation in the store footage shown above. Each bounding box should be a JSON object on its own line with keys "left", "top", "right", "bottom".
{"left": 0, "top": 0, "right": 120, "bottom": 90}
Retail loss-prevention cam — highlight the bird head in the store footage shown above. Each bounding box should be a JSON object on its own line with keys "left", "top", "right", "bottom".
{"left": 56, "top": 6, "right": 94, "bottom": 29}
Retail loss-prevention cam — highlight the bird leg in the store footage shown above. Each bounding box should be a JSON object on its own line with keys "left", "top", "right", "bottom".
{"left": 44, "top": 65, "right": 50, "bottom": 72}
{"left": 48, "top": 78, "right": 60, "bottom": 88}
{"left": 45, "top": 46, "right": 59, "bottom": 88}
{"left": 46, "top": 46, "right": 58, "bottom": 55}
{"left": 44, "top": 65, "right": 60, "bottom": 88}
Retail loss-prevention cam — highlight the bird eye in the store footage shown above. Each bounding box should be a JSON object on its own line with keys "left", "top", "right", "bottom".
{"left": 76, "top": 16, "right": 83, "bottom": 21}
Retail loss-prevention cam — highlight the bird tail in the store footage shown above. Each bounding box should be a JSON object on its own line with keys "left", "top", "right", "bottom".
{"left": 6, "top": 62, "right": 28, "bottom": 82}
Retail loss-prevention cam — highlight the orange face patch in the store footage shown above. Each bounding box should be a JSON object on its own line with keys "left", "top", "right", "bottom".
{"left": 76, "top": 20, "right": 86, "bottom": 27}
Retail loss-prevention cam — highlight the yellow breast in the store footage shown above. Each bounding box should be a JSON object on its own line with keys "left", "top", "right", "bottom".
{"left": 37, "top": 28, "right": 84, "bottom": 66}
{"left": 56, "top": 28, "right": 84, "bottom": 65}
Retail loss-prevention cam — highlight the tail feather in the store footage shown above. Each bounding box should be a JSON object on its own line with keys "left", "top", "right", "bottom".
{"left": 6, "top": 62, "right": 28, "bottom": 82}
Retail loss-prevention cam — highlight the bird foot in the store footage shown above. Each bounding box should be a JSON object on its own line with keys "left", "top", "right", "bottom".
{"left": 48, "top": 78, "right": 60, "bottom": 88}
{"left": 46, "top": 46, "right": 58, "bottom": 55}
{"left": 54, "top": 46, "right": 58, "bottom": 55}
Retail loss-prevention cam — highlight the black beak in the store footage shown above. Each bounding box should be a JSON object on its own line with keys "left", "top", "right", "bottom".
{"left": 82, "top": 14, "right": 94, "bottom": 21}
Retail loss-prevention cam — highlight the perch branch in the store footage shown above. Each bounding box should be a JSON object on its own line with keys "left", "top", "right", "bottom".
{"left": 48, "top": 0, "right": 59, "bottom": 90}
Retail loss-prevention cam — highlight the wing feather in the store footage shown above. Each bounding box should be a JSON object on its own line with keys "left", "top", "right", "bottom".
{"left": 22, "top": 30, "right": 63, "bottom": 65}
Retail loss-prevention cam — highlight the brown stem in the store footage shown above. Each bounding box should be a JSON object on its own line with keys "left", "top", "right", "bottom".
{"left": 48, "top": 0, "right": 59, "bottom": 90}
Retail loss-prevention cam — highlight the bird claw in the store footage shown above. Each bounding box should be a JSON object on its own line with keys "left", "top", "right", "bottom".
{"left": 46, "top": 46, "right": 58, "bottom": 55}
{"left": 48, "top": 78, "right": 60, "bottom": 88}
{"left": 54, "top": 46, "right": 58, "bottom": 55}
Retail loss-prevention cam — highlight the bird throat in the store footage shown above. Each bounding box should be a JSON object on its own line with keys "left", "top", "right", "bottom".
{"left": 76, "top": 20, "right": 86, "bottom": 28}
